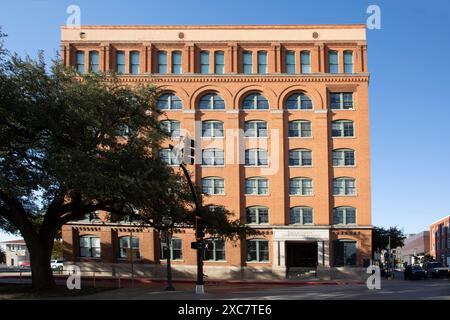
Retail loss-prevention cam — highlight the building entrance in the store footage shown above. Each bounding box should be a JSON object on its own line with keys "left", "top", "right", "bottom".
{"left": 286, "top": 241, "right": 318, "bottom": 268}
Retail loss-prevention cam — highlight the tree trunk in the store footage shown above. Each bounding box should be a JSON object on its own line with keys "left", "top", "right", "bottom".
{"left": 28, "top": 239, "right": 56, "bottom": 291}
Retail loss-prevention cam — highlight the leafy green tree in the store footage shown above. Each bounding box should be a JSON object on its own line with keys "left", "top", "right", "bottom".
{"left": 372, "top": 226, "right": 406, "bottom": 254}
{"left": 0, "top": 246, "right": 5, "bottom": 264}
{"left": 51, "top": 240, "right": 63, "bottom": 260}
{"left": 0, "top": 31, "right": 253, "bottom": 290}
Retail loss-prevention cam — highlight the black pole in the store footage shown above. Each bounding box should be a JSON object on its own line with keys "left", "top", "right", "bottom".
{"left": 179, "top": 163, "right": 204, "bottom": 294}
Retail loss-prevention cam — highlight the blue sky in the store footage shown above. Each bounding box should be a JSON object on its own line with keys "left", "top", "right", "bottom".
{"left": 1, "top": 0, "right": 449, "bottom": 241}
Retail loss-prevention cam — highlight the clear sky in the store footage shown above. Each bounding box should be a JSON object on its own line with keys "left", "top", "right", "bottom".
{"left": 1, "top": 0, "right": 449, "bottom": 241}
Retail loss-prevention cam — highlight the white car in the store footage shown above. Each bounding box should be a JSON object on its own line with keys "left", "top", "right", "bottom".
{"left": 50, "top": 259, "right": 64, "bottom": 271}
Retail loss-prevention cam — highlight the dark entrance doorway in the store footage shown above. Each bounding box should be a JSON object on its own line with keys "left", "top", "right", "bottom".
{"left": 286, "top": 241, "right": 318, "bottom": 268}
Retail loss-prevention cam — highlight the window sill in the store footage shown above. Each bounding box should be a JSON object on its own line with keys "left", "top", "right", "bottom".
{"left": 245, "top": 137, "right": 269, "bottom": 139}
{"left": 287, "top": 136, "right": 313, "bottom": 139}
{"left": 201, "top": 136, "right": 225, "bottom": 139}
{"left": 245, "top": 194, "right": 270, "bottom": 196}
{"left": 333, "top": 165, "right": 357, "bottom": 168}
{"left": 201, "top": 165, "right": 225, "bottom": 168}
{"left": 289, "top": 194, "right": 314, "bottom": 197}
{"left": 332, "top": 136, "right": 356, "bottom": 139}
{"left": 330, "top": 109, "right": 355, "bottom": 111}
{"left": 333, "top": 194, "right": 358, "bottom": 197}
{"left": 288, "top": 165, "right": 313, "bottom": 168}
{"left": 244, "top": 165, "right": 270, "bottom": 168}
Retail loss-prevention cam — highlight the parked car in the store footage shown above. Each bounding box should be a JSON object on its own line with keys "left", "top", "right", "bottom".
{"left": 423, "top": 262, "right": 450, "bottom": 278}
{"left": 50, "top": 259, "right": 64, "bottom": 271}
{"left": 18, "top": 261, "right": 31, "bottom": 268}
{"left": 404, "top": 265, "right": 427, "bottom": 280}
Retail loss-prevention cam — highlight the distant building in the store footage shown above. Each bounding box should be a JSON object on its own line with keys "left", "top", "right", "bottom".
{"left": 0, "top": 239, "right": 30, "bottom": 267}
{"left": 430, "top": 215, "right": 450, "bottom": 266}
{"left": 401, "top": 231, "right": 430, "bottom": 265}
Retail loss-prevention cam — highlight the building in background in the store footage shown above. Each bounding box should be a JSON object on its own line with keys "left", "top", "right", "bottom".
{"left": 430, "top": 215, "right": 450, "bottom": 266}
{"left": 401, "top": 231, "right": 430, "bottom": 265}
{"left": 0, "top": 239, "right": 29, "bottom": 267}
{"left": 61, "top": 24, "right": 372, "bottom": 279}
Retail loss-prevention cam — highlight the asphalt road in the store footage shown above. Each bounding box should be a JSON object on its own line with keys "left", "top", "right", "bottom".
{"left": 59, "top": 275, "right": 450, "bottom": 300}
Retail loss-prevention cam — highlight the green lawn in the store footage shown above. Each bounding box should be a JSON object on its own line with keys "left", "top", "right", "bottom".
{"left": 0, "top": 284, "right": 113, "bottom": 300}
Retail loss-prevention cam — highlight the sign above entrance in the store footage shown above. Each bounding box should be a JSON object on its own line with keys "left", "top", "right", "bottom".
{"left": 273, "top": 228, "right": 329, "bottom": 241}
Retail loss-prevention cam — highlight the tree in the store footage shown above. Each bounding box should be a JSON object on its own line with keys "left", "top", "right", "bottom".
{"left": 0, "top": 246, "right": 5, "bottom": 264}
{"left": 420, "top": 254, "right": 435, "bottom": 264}
{"left": 0, "top": 31, "right": 253, "bottom": 290}
{"left": 51, "top": 240, "right": 63, "bottom": 260}
{"left": 372, "top": 226, "right": 406, "bottom": 254}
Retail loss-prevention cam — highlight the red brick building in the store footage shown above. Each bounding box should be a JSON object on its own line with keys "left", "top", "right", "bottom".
{"left": 430, "top": 215, "right": 450, "bottom": 266}
{"left": 61, "top": 24, "right": 372, "bottom": 279}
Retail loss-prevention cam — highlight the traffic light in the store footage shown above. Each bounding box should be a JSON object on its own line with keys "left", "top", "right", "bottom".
{"left": 182, "top": 136, "right": 195, "bottom": 165}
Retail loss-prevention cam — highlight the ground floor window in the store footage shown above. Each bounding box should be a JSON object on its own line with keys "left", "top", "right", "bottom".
{"left": 79, "top": 235, "right": 100, "bottom": 258}
{"left": 119, "top": 236, "right": 140, "bottom": 260}
{"left": 161, "top": 238, "right": 183, "bottom": 260}
{"left": 204, "top": 239, "right": 226, "bottom": 261}
{"left": 246, "top": 239, "right": 269, "bottom": 262}
{"left": 333, "top": 239, "right": 357, "bottom": 266}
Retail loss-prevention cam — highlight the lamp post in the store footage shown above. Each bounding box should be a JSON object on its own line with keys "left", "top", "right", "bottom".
{"left": 162, "top": 215, "right": 175, "bottom": 291}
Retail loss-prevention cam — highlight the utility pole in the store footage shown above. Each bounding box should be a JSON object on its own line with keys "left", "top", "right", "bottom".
{"left": 170, "top": 136, "right": 205, "bottom": 294}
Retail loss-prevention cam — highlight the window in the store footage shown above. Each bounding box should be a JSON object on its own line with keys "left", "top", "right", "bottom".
{"left": 214, "top": 51, "right": 225, "bottom": 74}
{"left": 202, "top": 148, "right": 224, "bottom": 166}
{"left": 172, "top": 51, "right": 182, "bottom": 74}
{"left": 79, "top": 235, "right": 100, "bottom": 258}
{"left": 334, "top": 240, "right": 357, "bottom": 266}
{"left": 200, "top": 50, "right": 210, "bottom": 74}
{"left": 332, "top": 149, "right": 355, "bottom": 166}
{"left": 332, "top": 120, "right": 354, "bottom": 137}
{"left": 288, "top": 120, "right": 312, "bottom": 137}
{"left": 202, "top": 177, "right": 225, "bottom": 195}
{"left": 202, "top": 120, "right": 224, "bottom": 137}
{"left": 161, "top": 238, "right": 183, "bottom": 260}
{"left": 204, "top": 239, "right": 226, "bottom": 261}
{"left": 157, "top": 93, "right": 183, "bottom": 110}
{"left": 242, "top": 93, "right": 269, "bottom": 110}
{"left": 160, "top": 148, "right": 180, "bottom": 166}
{"left": 246, "top": 239, "right": 269, "bottom": 262}
{"left": 130, "top": 51, "right": 140, "bottom": 74}
{"left": 246, "top": 206, "right": 269, "bottom": 224}
{"left": 300, "top": 51, "right": 311, "bottom": 74}
{"left": 89, "top": 51, "right": 99, "bottom": 73}
{"left": 257, "top": 51, "right": 268, "bottom": 74}
{"left": 328, "top": 50, "right": 339, "bottom": 73}
{"left": 198, "top": 93, "right": 225, "bottom": 110}
{"left": 119, "top": 236, "right": 140, "bottom": 259}
{"left": 160, "top": 120, "right": 180, "bottom": 138}
{"left": 289, "top": 178, "right": 313, "bottom": 195}
{"left": 245, "top": 149, "right": 268, "bottom": 166}
{"left": 76, "top": 51, "right": 85, "bottom": 73}
{"left": 242, "top": 51, "right": 253, "bottom": 74}
{"left": 244, "top": 120, "right": 267, "bottom": 137}
{"left": 116, "top": 51, "right": 125, "bottom": 74}
{"left": 333, "top": 178, "right": 356, "bottom": 196}
{"left": 157, "top": 51, "right": 167, "bottom": 74}
{"left": 289, "top": 149, "right": 312, "bottom": 166}
{"left": 290, "top": 206, "right": 313, "bottom": 225}
{"left": 245, "top": 177, "right": 269, "bottom": 195}
{"left": 285, "top": 50, "right": 296, "bottom": 74}
{"left": 344, "top": 51, "right": 354, "bottom": 74}
{"left": 285, "top": 93, "right": 313, "bottom": 110}
{"left": 333, "top": 207, "right": 357, "bottom": 225}
{"left": 330, "top": 93, "right": 354, "bottom": 110}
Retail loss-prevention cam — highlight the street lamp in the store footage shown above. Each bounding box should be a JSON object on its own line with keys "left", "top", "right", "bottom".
{"left": 162, "top": 215, "right": 175, "bottom": 291}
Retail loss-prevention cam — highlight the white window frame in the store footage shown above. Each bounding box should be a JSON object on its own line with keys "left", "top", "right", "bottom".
{"left": 246, "top": 206, "right": 269, "bottom": 224}
{"left": 245, "top": 149, "right": 269, "bottom": 167}
{"left": 201, "top": 148, "right": 224, "bottom": 166}
{"left": 288, "top": 149, "right": 312, "bottom": 167}
{"left": 332, "top": 120, "right": 355, "bottom": 138}
{"left": 201, "top": 177, "right": 225, "bottom": 195}
{"left": 289, "top": 177, "right": 313, "bottom": 196}
{"left": 289, "top": 206, "right": 314, "bottom": 225}
{"left": 333, "top": 207, "right": 357, "bottom": 225}
{"left": 245, "top": 177, "right": 269, "bottom": 195}
{"left": 332, "top": 149, "right": 356, "bottom": 167}
{"left": 244, "top": 120, "right": 268, "bottom": 138}
{"left": 202, "top": 120, "right": 224, "bottom": 138}
{"left": 288, "top": 120, "right": 312, "bottom": 138}
{"left": 333, "top": 178, "right": 357, "bottom": 196}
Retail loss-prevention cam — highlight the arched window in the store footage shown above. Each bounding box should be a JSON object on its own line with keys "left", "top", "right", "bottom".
{"left": 119, "top": 236, "right": 140, "bottom": 259}
{"left": 242, "top": 93, "right": 269, "bottom": 110}
{"left": 285, "top": 93, "right": 313, "bottom": 110}
{"left": 89, "top": 51, "right": 99, "bottom": 73}
{"left": 289, "top": 149, "right": 312, "bottom": 166}
{"left": 334, "top": 239, "right": 357, "bottom": 266}
{"left": 246, "top": 206, "right": 269, "bottom": 224}
{"left": 333, "top": 207, "right": 357, "bottom": 225}
{"left": 204, "top": 238, "right": 226, "bottom": 261}
{"left": 246, "top": 239, "right": 269, "bottom": 262}
{"left": 202, "top": 120, "right": 224, "bottom": 137}
{"left": 244, "top": 120, "right": 267, "bottom": 137}
{"left": 290, "top": 206, "right": 313, "bottom": 225}
{"left": 332, "top": 120, "right": 354, "bottom": 137}
{"left": 332, "top": 149, "right": 355, "bottom": 166}
{"left": 333, "top": 177, "right": 356, "bottom": 196}
{"left": 79, "top": 235, "right": 100, "bottom": 258}
{"left": 245, "top": 149, "right": 268, "bottom": 166}
{"left": 160, "top": 120, "right": 180, "bottom": 138}
{"left": 157, "top": 93, "right": 183, "bottom": 110}
{"left": 161, "top": 237, "right": 183, "bottom": 260}
{"left": 245, "top": 177, "right": 269, "bottom": 195}
{"left": 288, "top": 120, "right": 312, "bottom": 137}
{"left": 202, "top": 148, "right": 224, "bottom": 166}
{"left": 289, "top": 177, "right": 313, "bottom": 195}
{"left": 202, "top": 177, "right": 225, "bottom": 195}
{"left": 198, "top": 93, "right": 225, "bottom": 110}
